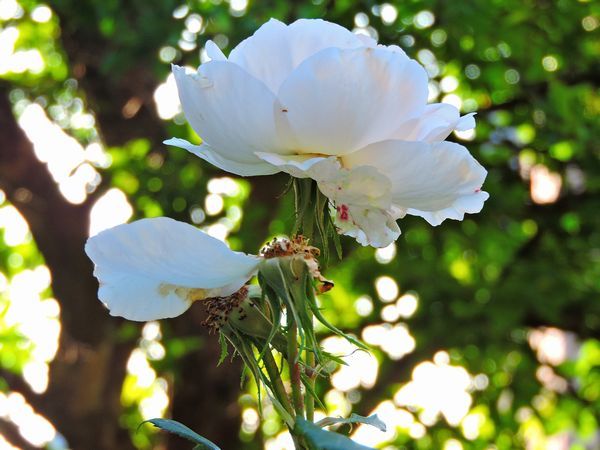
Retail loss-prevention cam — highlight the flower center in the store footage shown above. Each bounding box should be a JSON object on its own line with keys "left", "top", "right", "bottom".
{"left": 260, "top": 235, "right": 320, "bottom": 259}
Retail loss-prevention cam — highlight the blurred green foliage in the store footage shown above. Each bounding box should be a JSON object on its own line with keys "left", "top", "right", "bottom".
{"left": 1, "top": 0, "right": 599, "bottom": 449}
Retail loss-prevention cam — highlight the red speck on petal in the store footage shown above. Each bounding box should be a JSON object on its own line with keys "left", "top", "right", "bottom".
{"left": 337, "top": 204, "right": 349, "bottom": 221}
{"left": 475, "top": 187, "right": 481, "bottom": 193}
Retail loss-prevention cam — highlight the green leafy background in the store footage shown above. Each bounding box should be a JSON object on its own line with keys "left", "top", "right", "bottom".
{"left": 0, "top": 0, "right": 598, "bottom": 449}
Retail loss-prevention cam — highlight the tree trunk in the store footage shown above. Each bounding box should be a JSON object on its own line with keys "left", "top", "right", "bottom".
{"left": 0, "top": 86, "right": 137, "bottom": 450}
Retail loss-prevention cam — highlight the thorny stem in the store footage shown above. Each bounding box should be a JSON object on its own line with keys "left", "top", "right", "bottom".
{"left": 262, "top": 349, "right": 295, "bottom": 420}
{"left": 305, "top": 317, "right": 316, "bottom": 422}
{"left": 288, "top": 315, "right": 304, "bottom": 418}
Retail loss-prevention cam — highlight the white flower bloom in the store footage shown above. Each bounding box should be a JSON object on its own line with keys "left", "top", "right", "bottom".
{"left": 85, "top": 217, "right": 261, "bottom": 321}
{"left": 166, "top": 18, "right": 488, "bottom": 247}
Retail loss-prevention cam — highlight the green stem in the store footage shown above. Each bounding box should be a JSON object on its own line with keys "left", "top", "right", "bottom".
{"left": 305, "top": 351, "right": 315, "bottom": 422}
{"left": 288, "top": 316, "right": 304, "bottom": 418}
{"left": 262, "top": 349, "right": 295, "bottom": 420}
{"left": 304, "top": 307, "right": 316, "bottom": 422}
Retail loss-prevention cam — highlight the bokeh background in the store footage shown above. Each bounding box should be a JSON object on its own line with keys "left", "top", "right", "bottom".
{"left": 0, "top": 0, "right": 598, "bottom": 449}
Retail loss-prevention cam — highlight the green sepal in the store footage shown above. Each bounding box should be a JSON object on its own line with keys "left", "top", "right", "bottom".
{"left": 141, "top": 418, "right": 221, "bottom": 450}
{"left": 292, "top": 177, "right": 341, "bottom": 263}
{"left": 259, "top": 257, "right": 322, "bottom": 363}
{"left": 294, "top": 418, "right": 376, "bottom": 450}
{"left": 304, "top": 275, "right": 369, "bottom": 352}
{"left": 300, "top": 372, "right": 326, "bottom": 410}
{"left": 217, "top": 333, "right": 229, "bottom": 366}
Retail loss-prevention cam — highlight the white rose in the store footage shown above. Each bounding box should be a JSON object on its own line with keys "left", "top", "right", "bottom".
{"left": 166, "top": 18, "right": 488, "bottom": 247}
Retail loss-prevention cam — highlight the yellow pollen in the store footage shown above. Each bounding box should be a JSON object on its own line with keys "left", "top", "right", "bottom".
{"left": 158, "top": 283, "right": 209, "bottom": 302}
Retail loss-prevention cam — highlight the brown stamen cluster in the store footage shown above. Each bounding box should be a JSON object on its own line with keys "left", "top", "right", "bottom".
{"left": 260, "top": 235, "right": 320, "bottom": 259}
{"left": 202, "top": 286, "right": 248, "bottom": 334}
{"left": 261, "top": 236, "right": 334, "bottom": 294}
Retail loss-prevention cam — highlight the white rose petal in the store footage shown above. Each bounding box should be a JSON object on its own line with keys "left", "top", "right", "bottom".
{"left": 228, "top": 18, "right": 369, "bottom": 92}
{"left": 85, "top": 217, "right": 261, "bottom": 321}
{"left": 343, "top": 140, "right": 487, "bottom": 224}
{"left": 392, "top": 103, "right": 476, "bottom": 142}
{"left": 335, "top": 205, "right": 401, "bottom": 248}
{"left": 276, "top": 46, "right": 427, "bottom": 155}
{"left": 170, "top": 63, "right": 288, "bottom": 175}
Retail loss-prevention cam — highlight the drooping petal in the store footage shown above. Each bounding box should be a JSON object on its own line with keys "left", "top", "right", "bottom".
{"left": 391, "top": 103, "right": 476, "bottom": 142}
{"left": 168, "top": 138, "right": 279, "bottom": 177}
{"left": 335, "top": 205, "right": 401, "bottom": 248}
{"left": 343, "top": 140, "right": 488, "bottom": 219}
{"left": 277, "top": 47, "right": 428, "bottom": 155}
{"left": 85, "top": 217, "right": 261, "bottom": 321}
{"left": 172, "top": 63, "right": 291, "bottom": 171}
{"left": 228, "top": 18, "right": 368, "bottom": 93}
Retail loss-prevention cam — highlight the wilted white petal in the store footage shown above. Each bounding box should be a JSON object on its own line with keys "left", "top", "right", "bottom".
{"left": 167, "top": 138, "right": 279, "bottom": 177}
{"left": 85, "top": 217, "right": 261, "bottom": 321}
{"left": 277, "top": 47, "right": 427, "bottom": 155}
{"left": 229, "top": 18, "right": 368, "bottom": 92}
{"left": 392, "top": 104, "right": 476, "bottom": 142}
{"left": 172, "top": 63, "right": 290, "bottom": 170}
{"left": 343, "top": 140, "right": 487, "bottom": 219}
{"left": 335, "top": 205, "right": 400, "bottom": 248}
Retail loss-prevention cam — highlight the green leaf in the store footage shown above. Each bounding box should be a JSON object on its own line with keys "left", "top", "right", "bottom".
{"left": 294, "top": 418, "right": 376, "bottom": 450}
{"left": 315, "top": 414, "right": 386, "bottom": 432}
{"left": 142, "top": 418, "right": 221, "bottom": 450}
{"left": 304, "top": 278, "right": 368, "bottom": 352}
{"left": 217, "top": 333, "right": 229, "bottom": 366}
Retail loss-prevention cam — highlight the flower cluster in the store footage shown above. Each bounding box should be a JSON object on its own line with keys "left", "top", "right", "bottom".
{"left": 84, "top": 19, "right": 491, "bottom": 449}
{"left": 167, "top": 18, "right": 488, "bottom": 247}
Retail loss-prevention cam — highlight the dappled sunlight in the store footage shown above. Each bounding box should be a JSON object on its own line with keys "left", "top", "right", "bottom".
{"left": 89, "top": 188, "right": 133, "bottom": 237}
{"left": 375, "top": 276, "right": 398, "bottom": 302}
{"left": 264, "top": 430, "right": 294, "bottom": 450}
{"left": 528, "top": 327, "right": 578, "bottom": 366}
{"left": 530, "top": 165, "right": 562, "bottom": 205}
{"left": 122, "top": 323, "right": 169, "bottom": 422}
{"left": 0, "top": 205, "right": 28, "bottom": 246}
{"left": 322, "top": 336, "right": 378, "bottom": 391}
{"left": 153, "top": 73, "right": 181, "bottom": 120}
{"left": 4, "top": 267, "right": 60, "bottom": 394}
{"left": 0, "top": 392, "right": 58, "bottom": 448}
{"left": 394, "top": 352, "right": 473, "bottom": 426}
{"left": 18, "top": 103, "right": 102, "bottom": 204}
{"left": 354, "top": 295, "right": 374, "bottom": 317}
{"left": 352, "top": 400, "right": 420, "bottom": 445}
{"left": 375, "top": 243, "right": 396, "bottom": 264}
